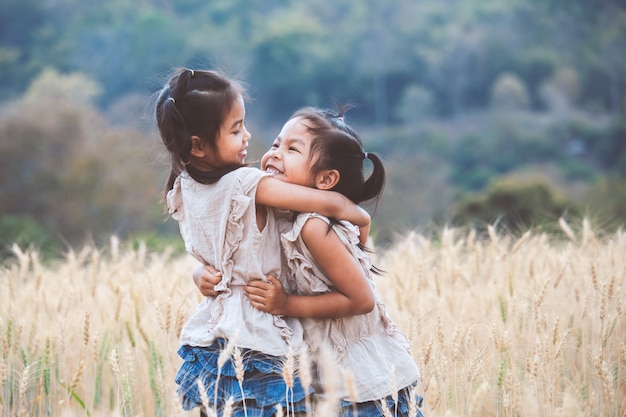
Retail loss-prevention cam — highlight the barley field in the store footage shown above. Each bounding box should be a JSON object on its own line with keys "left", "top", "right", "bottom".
{"left": 1, "top": 219, "right": 624, "bottom": 417}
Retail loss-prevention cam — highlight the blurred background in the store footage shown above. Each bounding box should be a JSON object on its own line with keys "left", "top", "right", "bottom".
{"left": 1, "top": 0, "right": 625, "bottom": 258}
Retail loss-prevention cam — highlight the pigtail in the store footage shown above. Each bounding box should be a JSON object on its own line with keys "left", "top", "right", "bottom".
{"left": 156, "top": 80, "right": 193, "bottom": 196}
{"left": 361, "top": 152, "right": 385, "bottom": 205}
{"left": 155, "top": 67, "right": 249, "bottom": 198}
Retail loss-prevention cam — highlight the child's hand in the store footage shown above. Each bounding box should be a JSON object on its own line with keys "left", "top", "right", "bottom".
{"left": 193, "top": 264, "right": 222, "bottom": 297}
{"left": 245, "top": 275, "right": 288, "bottom": 315}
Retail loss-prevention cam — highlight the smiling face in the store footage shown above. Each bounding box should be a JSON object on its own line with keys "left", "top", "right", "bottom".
{"left": 261, "top": 116, "right": 317, "bottom": 188}
{"left": 190, "top": 95, "right": 251, "bottom": 170}
{"left": 214, "top": 95, "right": 250, "bottom": 165}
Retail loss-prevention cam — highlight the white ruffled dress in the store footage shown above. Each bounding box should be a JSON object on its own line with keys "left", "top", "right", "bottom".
{"left": 280, "top": 212, "right": 421, "bottom": 403}
{"left": 167, "top": 168, "right": 305, "bottom": 355}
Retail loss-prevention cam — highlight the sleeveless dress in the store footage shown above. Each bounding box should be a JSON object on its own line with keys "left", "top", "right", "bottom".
{"left": 167, "top": 168, "right": 311, "bottom": 417}
{"left": 280, "top": 213, "right": 423, "bottom": 417}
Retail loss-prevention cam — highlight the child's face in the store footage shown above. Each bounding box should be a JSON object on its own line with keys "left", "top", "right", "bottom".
{"left": 204, "top": 95, "right": 251, "bottom": 168}
{"left": 261, "top": 116, "right": 317, "bottom": 188}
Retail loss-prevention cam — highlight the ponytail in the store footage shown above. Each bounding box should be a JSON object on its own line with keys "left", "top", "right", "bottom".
{"left": 156, "top": 85, "right": 192, "bottom": 196}
{"left": 155, "top": 68, "right": 247, "bottom": 198}
{"left": 361, "top": 152, "right": 385, "bottom": 206}
{"left": 293, "top": 106, "right": 387, "bottom": 207}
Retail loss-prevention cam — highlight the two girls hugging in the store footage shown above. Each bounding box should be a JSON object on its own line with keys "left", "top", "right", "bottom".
{"left": 155, "top": 68, "right": 424, "bottom": 417}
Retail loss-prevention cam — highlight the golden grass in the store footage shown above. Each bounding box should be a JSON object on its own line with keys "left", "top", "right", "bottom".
{"left": 376, "top": 220, "right": 626, "bottom": 417}
{"left": 1, "top": 220, "right": 624, "bottom": 416}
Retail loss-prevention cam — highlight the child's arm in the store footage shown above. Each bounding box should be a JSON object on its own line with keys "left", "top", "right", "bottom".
{"left": 245, "top": 217, "right": 375, "bottom": 319}
{"left": 256, "top": 176, "right": 370, "bottom": 229}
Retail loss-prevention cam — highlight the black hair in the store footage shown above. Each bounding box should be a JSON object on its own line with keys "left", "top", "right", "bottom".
{"left": 155, "top": 68, "right": 247, "bottom": 197}
{"left": 291, "top": 106, "right": 386, "bottom": 207}
{"left": 291, "top": 106, "right": 386, "bottom": 272}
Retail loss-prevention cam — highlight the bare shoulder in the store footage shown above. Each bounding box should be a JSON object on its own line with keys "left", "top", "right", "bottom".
{"left": 301, "top": 215, "right": 334, "bottom": 244}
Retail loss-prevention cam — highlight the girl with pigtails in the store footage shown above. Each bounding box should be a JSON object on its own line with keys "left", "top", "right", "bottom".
{"left": 155, "top": 68, "right": 370, "bottom": 417}
{"left": 196, "top": 106, "right": 424, "bottom": 416}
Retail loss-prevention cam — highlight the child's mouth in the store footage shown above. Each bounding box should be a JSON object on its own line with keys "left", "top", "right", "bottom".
{"left": 265, "top": 165, "right": 282, "bottom": 175}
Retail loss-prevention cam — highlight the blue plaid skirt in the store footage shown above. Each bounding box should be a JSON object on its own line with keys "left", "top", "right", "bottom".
{"left": 337, "top": 382, "right": 425, "bottom": 417}
{"left": 175, "top": 340, "right": 313, "bottom": 417}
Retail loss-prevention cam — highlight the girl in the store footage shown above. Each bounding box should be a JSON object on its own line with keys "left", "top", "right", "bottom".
{"left": 249, "top": 107, "right": 422, "bottom": 416}
{"left": 155, "top": 68, "right": 370, "bottom": 417}
{"left": 196, "top": 107, "right": 423, "bottom": 416}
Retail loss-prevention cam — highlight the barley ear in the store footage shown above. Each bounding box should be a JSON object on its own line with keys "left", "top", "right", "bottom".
{"left": 559, "top": 217, "right": 576, "bottom": 241}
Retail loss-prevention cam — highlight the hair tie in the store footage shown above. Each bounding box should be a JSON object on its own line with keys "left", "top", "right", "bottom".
{"left": 363, "top": 152, "right": 368, "bottom": 160}
{"left": 189, "top": 69, "right": 195, "bottom": 77}
{"left": 168, "top": 97, "right": 175, "bottom": 104}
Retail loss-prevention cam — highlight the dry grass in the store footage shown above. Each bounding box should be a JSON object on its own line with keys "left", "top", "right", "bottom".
{"left": 376, "top": 219, "right": 626, "bottom": 417}
{"left": 1, "top": 220, "right": 624, "bottom": 416}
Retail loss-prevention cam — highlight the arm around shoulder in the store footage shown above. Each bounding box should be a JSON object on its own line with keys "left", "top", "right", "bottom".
{"left": 256, "top": 177, "right": 370, "bottom": 227}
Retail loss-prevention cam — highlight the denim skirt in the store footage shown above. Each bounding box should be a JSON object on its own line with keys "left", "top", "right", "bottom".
{"left": 337, "top": 382, "right": 425, "bottom": 417}
{"left": 175, "top": 339, "right": 313, "bottom": 417}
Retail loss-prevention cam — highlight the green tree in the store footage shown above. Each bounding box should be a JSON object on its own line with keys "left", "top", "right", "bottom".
{"left": 491, "top": 72, "right": 530, "bottom": 110}
{"left": 452, "top": 177, "right": 578, "bottom": 232}
{"left": 0, "top": 68, "right": 164, "bottom": 246}
{"left": 584, "top": 176, "right": 626, "bottom": 225}
{"left": 0, "top": 0, "right": 55, "bottom": 99}
{"left": 0, "top": 214, "right": 57, "bottom": 261}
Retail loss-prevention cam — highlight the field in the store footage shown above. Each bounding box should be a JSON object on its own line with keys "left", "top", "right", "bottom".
{"left": 1, "top": 219, "right": 624, "bottom": 416}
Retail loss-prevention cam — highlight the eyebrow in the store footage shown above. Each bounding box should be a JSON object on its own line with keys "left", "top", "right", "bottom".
{"left": 277, "top": 137, "right": 306, "bottom": 146}
{"left": 229, "top": 119, "right": 243, "bottom": 130}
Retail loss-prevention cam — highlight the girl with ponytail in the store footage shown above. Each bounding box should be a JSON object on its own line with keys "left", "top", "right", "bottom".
{"left": 192, "top": 104, "right": 424, "bottom": 416}
{"left": 156, "top": 69, "right": 371, "bottom": 417}
{"left": 245, "top": 106, "right": 423, "bottom": 416}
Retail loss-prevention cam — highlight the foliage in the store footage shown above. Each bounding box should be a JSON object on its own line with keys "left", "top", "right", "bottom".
{"left": 127, "top": 231, "right": 186, "bottom": 256}
{"left": 452, "top": 177, "right": 579, "bottom": 232}
{"left": 584, "top": 176, "right": 626, "bottom": 226}
{"left": 0, "top": 214, "right": 58, "bottom": 261}
{"left": 1, "top": 0, "right": 625, "bottom": 119}
{"left": 0, "top": 69, "right": 164, "bottom": 247}
{"left": 579, "top": 118, "right": 626, "bottom": 176}
{"left": 0, "top": 0, "right": 625, "bottom": 245}
{"left": 490, "top": 72, "right": 530, "bottom": 110}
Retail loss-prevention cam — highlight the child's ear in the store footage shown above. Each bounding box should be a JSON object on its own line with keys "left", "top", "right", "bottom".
{"left": 189, "top": 135, "right": 205, "bottom": 158}
{"left": 315, "top": 169, "right": 340, "bottom": 190}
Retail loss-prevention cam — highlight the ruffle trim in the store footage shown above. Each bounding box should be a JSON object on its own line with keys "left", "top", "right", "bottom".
{"left": 283, "top": 213, "right": 407, "bottom": 363}
{"left": 166, "top": 175, "right": 184, "bottom": 221}
{"left": 166, "top": 173, "right": 194, "bottom": 254}
{"left": 206, "top": 174, "right": 293, "bottom": 345}
{"left": 281, "top": 213, "right": 333, "bottom": 294}
{"left": 328, "top": 322, "right": 416, "bottom": 382}
{"left": 176, "top": 344, "right": 313, "bottom": 412}
{"left": 282, "top": 213, "right": 373, "bottom": 293}
{"left": 335, "top": 217, "right": 373, "bottom": 272}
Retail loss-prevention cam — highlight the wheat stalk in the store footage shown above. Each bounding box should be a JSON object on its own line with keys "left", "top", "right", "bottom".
{"left": 467, "top": 381, "right": 489, "bottom": 417}
{"left": 297, "top": 349, "right": 313, "bottom": 416}
{"left": 69, "top": 359, "right": 85, "bottom": 396}
{"left": 2, "top": 222, "right": 625, "bottom": 416}
{"left": 233, "top": 347, "right": 247, "bottom": 417}
{"left": 559, "top": 217, "right": 576, "bottom": 241}
{"left": 214, "top": 337, "right": 236, "bottom": 411}
{"left": 197, "top": 378, "right": 211, "bottom": 416}
{"left": 83, "top": 311, "right": 90, "bottom": 347}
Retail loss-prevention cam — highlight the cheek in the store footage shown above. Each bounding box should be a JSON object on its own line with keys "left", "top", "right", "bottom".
{"left": 260, "top": 153, "right": 270, "bottom": 169}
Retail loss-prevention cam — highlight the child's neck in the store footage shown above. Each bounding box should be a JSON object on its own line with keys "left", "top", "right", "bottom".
{"left": 186, "top": 163, "right": 243, "bottom": 185}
